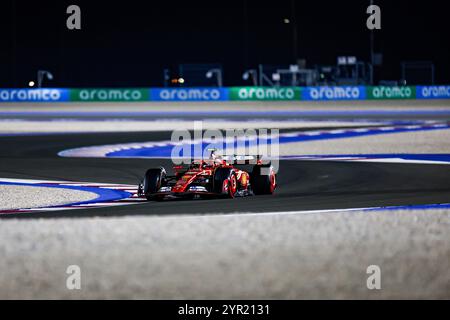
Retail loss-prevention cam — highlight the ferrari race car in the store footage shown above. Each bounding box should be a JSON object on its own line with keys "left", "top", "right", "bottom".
{"left": 137, "top": 151, "right": 276, "bottom": 200}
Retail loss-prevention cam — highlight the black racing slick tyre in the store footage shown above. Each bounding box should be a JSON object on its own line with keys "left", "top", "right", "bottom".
{"left": 251, "top": 165, "right": 276, "bottom": 195}
{"left": 143, "top": 167, "right": 166, "bottom": 200}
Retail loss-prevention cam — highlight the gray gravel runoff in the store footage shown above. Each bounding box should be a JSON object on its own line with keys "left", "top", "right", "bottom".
{"left": 0, "top": 209, "right": 449, "bottom": 299}
{"left": 0, "top": 185, "right": 98, "bottom": 210}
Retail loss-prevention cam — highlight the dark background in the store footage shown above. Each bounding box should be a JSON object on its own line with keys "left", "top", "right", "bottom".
{"left": 0, "top": 0, "right": 449, "bottom": 87}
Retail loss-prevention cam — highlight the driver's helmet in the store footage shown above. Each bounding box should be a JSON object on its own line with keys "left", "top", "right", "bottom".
{"left": 209, "top": 149, "right": 223, "bottom": 164}
{"left": 190, "top": 161, "right": 201, "bottom": 169}
{"left": 209, "top": 149, "right": 218, "bottom": 160}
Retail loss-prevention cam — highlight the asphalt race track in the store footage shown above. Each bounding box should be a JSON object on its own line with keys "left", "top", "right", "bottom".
{"left": 2, "top": 130, "right": 450, "bottom": 219}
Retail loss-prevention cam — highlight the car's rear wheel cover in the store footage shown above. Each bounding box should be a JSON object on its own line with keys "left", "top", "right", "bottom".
{"left": 269, "top": 171, "right": 276, "bottom": 193}
{"left": 229, "top": 174, "right": 237, "bottom": 198}
{"left": 222, "top": 179, "right": 229, "bottom": 193}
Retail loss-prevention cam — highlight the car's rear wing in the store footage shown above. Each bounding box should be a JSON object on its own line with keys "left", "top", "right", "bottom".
{"left": 222, "top": 155, "right": 267, "bottom": 165}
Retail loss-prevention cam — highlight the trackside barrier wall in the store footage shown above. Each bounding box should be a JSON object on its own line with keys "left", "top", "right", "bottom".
{"left": 0, "top": 86, "right": 449, "bottom": 102}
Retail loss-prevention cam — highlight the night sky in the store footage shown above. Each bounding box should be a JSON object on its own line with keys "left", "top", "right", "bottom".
{"left": 1, "top": 0, "right": 449, "bottom": 87}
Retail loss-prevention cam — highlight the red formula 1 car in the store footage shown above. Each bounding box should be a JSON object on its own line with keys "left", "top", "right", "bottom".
{"left": 137, "top": 151, "right": 276, "bottom": 200}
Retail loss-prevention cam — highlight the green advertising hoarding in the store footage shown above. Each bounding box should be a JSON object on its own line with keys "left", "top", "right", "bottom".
{"left": 6, "top": 85, "right": 450, "bottom": 103}
{"left": 367, "top": 86, "right": 416, "bottom": 99}
{"left": 70, "top": 88, "right": 149, "bottom": 102}
{"left": 229, "top": 87, "right": 300, "bottom": 101}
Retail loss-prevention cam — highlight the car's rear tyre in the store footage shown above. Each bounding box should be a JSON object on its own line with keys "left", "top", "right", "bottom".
{"left": 214, "top": 167, "right": 237, "bottom": 198}
{"left": 251, "top": 164, "right": 276, "bottom": 195}
{"left": 143, "top": 167, "right": 166, "bottom": 200}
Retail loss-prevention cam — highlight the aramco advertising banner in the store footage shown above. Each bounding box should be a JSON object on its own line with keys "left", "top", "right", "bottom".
{"left": 301, "top": 86, "right": 366, "bottom": 100}
{"left": 367, "top": 86, "right": 416, "bottom": 99}
{"left": 150, "top": 88, "right": 229, "bottom": 101}
{"left": 1, "top": 86, "right": 450, "bottom": 102}
{"left": 229, "top": 87, "right": 300, "bottom": 100}
{"left": 416, "top": 86, "right": 450, "bottom": 99}
{"left": 70, "top": 88, "right": 149, "bottom": 102}
{"left": 0, "top": 88, "right": 70, "bottom": 102}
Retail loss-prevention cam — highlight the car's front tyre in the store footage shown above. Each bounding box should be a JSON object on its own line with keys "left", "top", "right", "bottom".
{"left": 143, "top": 167, "right": 166, "bottom": 200}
